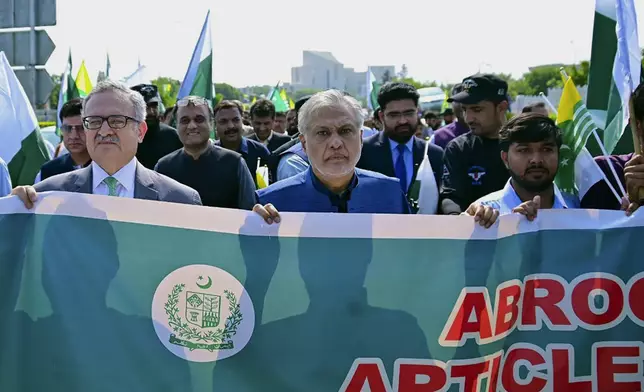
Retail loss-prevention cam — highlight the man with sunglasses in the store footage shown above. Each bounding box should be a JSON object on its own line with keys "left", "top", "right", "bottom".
{"left": 11, "top": 80, "right": 202, "bottom": 206}
{"left": 130, "top": 84, "right": 183, "bottom": 170}
{"left": 35, "top": 99, "right": 92, "bottom": 183}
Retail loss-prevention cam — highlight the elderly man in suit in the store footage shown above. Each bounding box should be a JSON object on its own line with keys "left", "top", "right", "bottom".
{"left": 11, "top": 80, "right": 202, "bottom": 207}
{"left": 357, "top": 82, "right": 444, "bottom": 213}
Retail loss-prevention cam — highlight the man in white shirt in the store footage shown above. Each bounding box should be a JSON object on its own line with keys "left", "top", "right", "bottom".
{"left": 11, "top": 80, "right": 202, "bottom": 206}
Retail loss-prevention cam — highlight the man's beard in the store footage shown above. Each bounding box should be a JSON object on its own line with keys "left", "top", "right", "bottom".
{"left": 385, "top": 123, "right": 416, "bottom": 144}
{"left": 146, "top": 115, "right": 160, "bottom": 130}
{"left": 510, "top": 166, "right": 555, "bottom": 193}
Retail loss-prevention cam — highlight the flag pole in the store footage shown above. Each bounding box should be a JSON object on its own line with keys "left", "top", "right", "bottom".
{"left": 628, "top": 93, "right": 644, "bottom": 201}
{"left": 543, "top": 82, "right": 621, "bottom": 204}
{"left": 560, "top": 68, "right": 626, "bottom": 200}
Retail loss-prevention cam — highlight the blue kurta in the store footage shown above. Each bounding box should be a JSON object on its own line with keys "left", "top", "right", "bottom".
{"left": 257, "top": 168, "right": 411, "bottom": 214}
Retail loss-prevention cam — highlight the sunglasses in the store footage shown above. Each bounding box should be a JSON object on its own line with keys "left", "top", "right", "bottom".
{"left": 176, "top": 96, "right": 211, "bottom": 108}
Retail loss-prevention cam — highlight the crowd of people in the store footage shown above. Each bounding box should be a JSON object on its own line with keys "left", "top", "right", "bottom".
{"left": 2, "top": 73, "right": 644, "bottom": 226}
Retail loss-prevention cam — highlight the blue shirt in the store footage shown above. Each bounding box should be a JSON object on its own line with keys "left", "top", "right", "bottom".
{"left": 388, "top": 137, "right": 414, "bottom": 191}
{"left": 0, "top": 157, "right": 11, "bottom": 197}
{"left": 475, "top": 179, "right": 580, "bottom": 215}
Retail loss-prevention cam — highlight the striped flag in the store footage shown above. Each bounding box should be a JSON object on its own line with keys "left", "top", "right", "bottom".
{"left": 555, "top": 76, "right": 605, "bottom": 198}
{"left": 587, "top": 0, "right": 642, "bottom": 154}
{"left": 366, "top": 67, "right": 380, "bottom": 110}
{"left": 75, "top": 60, "right": 93, "bottom": 98}
{"left": 178, "top": 10, "right": 215, "bottom": 106}
{"left": 0, "top": 52, "right": 50, "bottom": 185}
{"left": 56, "top": 50, "right": 79, "bottom": 131}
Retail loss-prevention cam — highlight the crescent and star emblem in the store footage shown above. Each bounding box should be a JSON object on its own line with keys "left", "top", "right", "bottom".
{"left": 196, "top": 276, "right": 213, "bottom": 290}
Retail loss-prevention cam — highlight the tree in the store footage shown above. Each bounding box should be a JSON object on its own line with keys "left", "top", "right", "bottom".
{"left": 48, "top": 74, "right": 62, "bottom": 108}
{"left": 392, "top": 77, "right": 437, "bottom": 89}
{"left": 214, "top": 83, "right": 242, "bottom": 101}
{"left": 152, "top": 77, "right": 181, "bottom": 108}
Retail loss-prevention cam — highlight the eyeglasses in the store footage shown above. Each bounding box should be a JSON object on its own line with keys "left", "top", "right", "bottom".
{"left": 384, "top": 110, "right": 418, "bottom": 121}
{"left": 176, "top": 96, "right": 211, "bottom": 108}
{"left": 82, "top": 115, "right": 140, "bottom": 130}
{"left": 60, "top": 124, "right": 84, "bottom": 133}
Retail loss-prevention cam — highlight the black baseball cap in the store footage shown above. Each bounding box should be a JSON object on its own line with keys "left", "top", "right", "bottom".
{"left": 448, "top": 74, "right": 508, "bottom": 104}
{"left": 131, "top": 84, "right": 161, "bottom": 104}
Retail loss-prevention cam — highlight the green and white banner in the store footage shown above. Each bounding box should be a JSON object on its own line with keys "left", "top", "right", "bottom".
{"left": 1, "top": 193, "right": 643, "bottom": 391}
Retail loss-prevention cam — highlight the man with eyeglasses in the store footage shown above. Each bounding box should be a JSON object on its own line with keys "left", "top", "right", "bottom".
{"left": 357, "top": 82, "right": 444, "bottom": 212}
{"left": 130, "top": 84, "right": 183, "bottom": 170}
{"left": 11, "top": 80, "right": 202, "bottom": 206}
{"left": 154, "top": 98, "right": 258, "bottom": 209}
{"left": 35, "top": 99, "right": 91, "bottom": 183}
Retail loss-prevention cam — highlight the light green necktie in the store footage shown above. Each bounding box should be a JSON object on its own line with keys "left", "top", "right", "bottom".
{"left": 102, "top": 176, "right": 120, "bottom": 197}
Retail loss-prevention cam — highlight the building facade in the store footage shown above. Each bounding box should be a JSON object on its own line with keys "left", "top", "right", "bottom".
{"left": 291, "top": 51, "right": 394, "bottom": 97}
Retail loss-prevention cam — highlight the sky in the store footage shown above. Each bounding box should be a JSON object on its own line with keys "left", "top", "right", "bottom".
{"left": 40, "top": 0, "right": 644, "bottom": 88}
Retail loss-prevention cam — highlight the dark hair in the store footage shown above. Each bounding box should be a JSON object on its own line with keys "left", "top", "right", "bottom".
{"left": 213, "top": 100, "right": 243, "bottom": 117}
{"left": 423, "top": 111, "right": 438, "bottom": 120}
{"left": 373, "top": 107, "right": 381, "bottom": 121}
{"left": 275, "top": 111, "right": 286, "bottom": 118}
{"left": 377, "top": 82, "right": 419, "bottom": 111}
{"left": 59, "top": 98, "right": 82, "bottom": 122}
{"left": 632, "top": 82, "right": 644, "bottom": 121}
{"left": 250, "top": 98, "right": 276, "bottom": 119}
{"left": 499, "top": 113, "right": 562, "bottom": 152}
{"left": 521, "top": 102, "right": 546, "bottom": 113}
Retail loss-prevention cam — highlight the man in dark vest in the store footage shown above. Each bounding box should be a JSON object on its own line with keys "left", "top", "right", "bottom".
{"left": 154, "top": 97, "right": 257, "bottom": 209}
{"left": 131, "top": 84, "right": 183, "bottom": 169}
{"left": 36, "top": 99, "right": 91, "bottom": 182}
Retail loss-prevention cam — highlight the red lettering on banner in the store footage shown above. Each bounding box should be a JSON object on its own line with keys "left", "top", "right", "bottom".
{"left": 501, "top": 345, "right": 548, "bottom": 392}
{"left": 439, "top": 288, "right": 494, "bottom": 347}
{"left": 394, "top": 360, "right": 448, "bottom": 392}
{"left": 571, "top": 274, "right": 626, "bottom": 329}
{"left": 339, "top": 359, "right": 391, "bottom": 392}
{"left": 627, "top": 273, "right": 644, "bottom": 326}
{"left": 485, "top": 353, "right": 503, "bottom": 392}
{"left": 548, "top": 345, "right": 591, "bottom": 392}
{"left": 594, "top": 343, "right": 644, "bottom": 392}
{"left": 494, "top": 280, "right": 522, "bottom": 338}
{"left": 449, "top": 358, "right": 489, "bottom": 392}
{"left": 520, "top": 275, "right": 572, "bottom": 330}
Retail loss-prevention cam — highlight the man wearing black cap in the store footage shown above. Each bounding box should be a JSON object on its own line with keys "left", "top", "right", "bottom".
{"left": 130, "top": 84, "right": 183, "bottom": 169}
{"left": 440, "top": 74, "right": 510, "bottom": 214}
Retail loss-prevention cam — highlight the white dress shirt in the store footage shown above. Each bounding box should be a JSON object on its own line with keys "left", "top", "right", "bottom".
{"left": 91, "top": 158, "right": 137, "bottom": 198}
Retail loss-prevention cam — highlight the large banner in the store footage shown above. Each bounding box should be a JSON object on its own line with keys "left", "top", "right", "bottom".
{"left": 0, "top": 192, "right": 643, "bottom": 391}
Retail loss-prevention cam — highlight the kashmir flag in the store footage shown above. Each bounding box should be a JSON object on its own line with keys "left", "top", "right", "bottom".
{"left": 279, "top": 89, "right": 293, "bottom": 111}
{"left": 555, "top": 76, "right": 605, "bottom": 197}
{"left": 366, "top": 67, "right": 380, "bottom": 110}
{"left": 587, "top": 0, "right": 642, "bottom": 154}
{"left": 56, "top": 50, "right": 79, "bottom": 132}
{"left": 0, "top": 52, "right": 50, "bottom": 185}
{"left": 178, "top": 10, "right": 215, "bottom": 105}
{"left": 75, "top": 61, "right": 93, "bottom": 98}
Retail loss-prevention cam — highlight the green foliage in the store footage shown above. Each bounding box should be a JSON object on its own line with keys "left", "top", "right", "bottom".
{"left": 152, "top": 77, "right": 181, "bottom": 108}
{"left": 39, "top": 121, "right": 56, "bottom": 128}
{"left": 392, "top": 77, "right": 438, "bottom": 89}
{"left": 493, "top": 61, "right": 590, "bottom": 99}
{"left": 49, "top": 74, "right": 62, "bottom": 108}
{"left": 292, "top": 88, "right": 322, "bottom": 101}
{"left": 214, "top": 83, "right": 242, "bottom": 101}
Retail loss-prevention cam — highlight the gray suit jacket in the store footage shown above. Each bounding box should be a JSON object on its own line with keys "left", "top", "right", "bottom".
{"left": 34, "top": 161, "right": 202, "bottom": 206}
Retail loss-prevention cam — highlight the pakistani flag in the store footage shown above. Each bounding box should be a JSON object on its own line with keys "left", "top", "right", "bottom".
{"left": 587, "top": 0, "right": 642, "bottom": 154}
{"left": 0, "top": 52, "right": 50, "bottom": 185}
{"left": 178, "top": 10, "right": 215, "bottom": 105}
{"left": 555, "top": 76, "right": 606, "bottom": 198}
{"left": 366, "top": 67, "right": 380, "bottom": 110}
{"left": 268, "top": 86, "right": 288, "bottom": 112}
{"left": 56, "top": 50, "right": 80, "bottom": 132}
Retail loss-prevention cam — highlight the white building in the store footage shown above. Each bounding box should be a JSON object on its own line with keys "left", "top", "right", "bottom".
{"left": 291, "top": 51, "right": 394, "bottom": 97}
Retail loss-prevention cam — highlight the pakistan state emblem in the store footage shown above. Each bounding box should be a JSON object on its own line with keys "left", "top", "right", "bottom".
{"left": 152, "top": 265, "right": 255, "bottom": 363}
